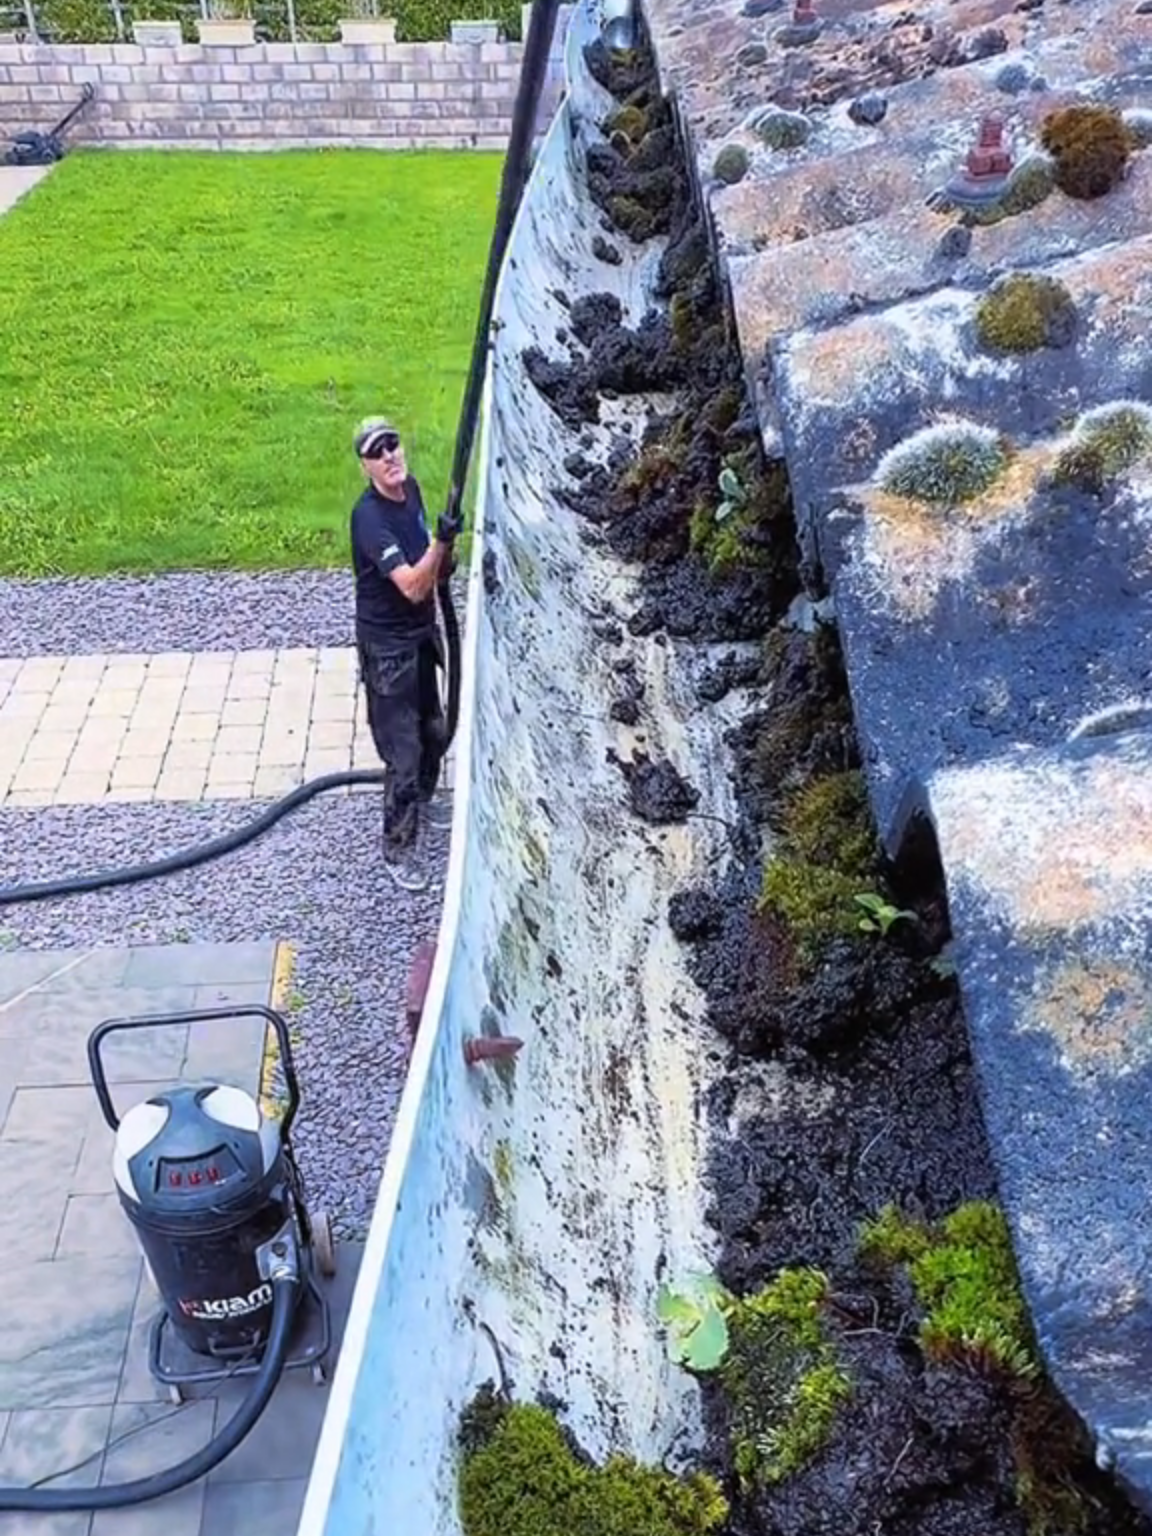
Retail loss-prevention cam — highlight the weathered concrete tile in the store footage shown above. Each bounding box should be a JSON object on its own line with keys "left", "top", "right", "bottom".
{"left": 2, "top": 1085, "right": 93, "bottom": 1145}
{"left": 123, "top": 943, "right": 276, "bottom": 991}
{"left": 208, "top": 1371, "right": 327, "bottom": 1484}
{"left": 0, "top": 1257, "right": 140, "bottom": 1409}
{"left": 0, "top": 1404, "right": 107, "bottom": 1535}
{"left": 16, "top": 1012, "right": 188, "bottom": 1089}
{"left": 71, "top": 1085, "right": 170, "bottom": 1197}
{"left": 0, "top": 1138, "right": 76, "bottom": 1261}
{"left": 0, "top": 1041, "right": 29, "bottom": 1130}
{"left": 114, "top": 1273, "right": 165, "bottom": 1407}
{"left": 0, "top": 951, "right": 86, "bottom": 1006}
{"left": 180, "top": 1016, "right": 266, "bottom": 1094}
{"left": 57, "top": 1196, "right": 139, "bottom": 1263}
{"left": 199, "top": 1477, "right": 308, "bottom": 1534}
{"left": 90, "top": 1401, "right": 215, "bottom": 1536}
{"left": 35, "top": 950, "right": 134, "bottom": 995}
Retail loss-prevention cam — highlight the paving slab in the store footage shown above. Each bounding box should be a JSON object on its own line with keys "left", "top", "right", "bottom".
{"left": 0, "top": 942, "right": 364, "bottom": 1536}
{"left": 0, "top": 646, "right": 457, "bottom": 807}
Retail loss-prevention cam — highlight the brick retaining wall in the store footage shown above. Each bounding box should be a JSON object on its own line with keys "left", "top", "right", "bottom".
{"left": 0, "top": 27, "right": 571, "bottom": 149}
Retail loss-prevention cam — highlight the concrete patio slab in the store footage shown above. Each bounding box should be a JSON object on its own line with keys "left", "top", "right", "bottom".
{"left": 0, "top": 941, "right": 363, "bottom": 1536}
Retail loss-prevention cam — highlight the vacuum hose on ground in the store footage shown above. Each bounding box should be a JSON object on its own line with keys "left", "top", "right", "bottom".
{"left": 0, "top": 0, "right": 562, "bottom": 912}
{"left": 0, "top": 1273, "right": 298, "bottom": 1511}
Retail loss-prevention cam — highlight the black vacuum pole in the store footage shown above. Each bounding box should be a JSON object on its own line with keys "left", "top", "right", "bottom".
{"left": 438, "top": 0, "right": 564, "bottom": 749}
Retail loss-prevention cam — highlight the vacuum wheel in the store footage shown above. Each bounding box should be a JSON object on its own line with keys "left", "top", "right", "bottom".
{"left": 311, "top": 1207, "right": 337, "bottom": 1277}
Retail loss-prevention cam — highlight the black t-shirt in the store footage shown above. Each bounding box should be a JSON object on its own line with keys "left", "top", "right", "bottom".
{"left": 350, "top": 477, "right": 436, "bottom": 645}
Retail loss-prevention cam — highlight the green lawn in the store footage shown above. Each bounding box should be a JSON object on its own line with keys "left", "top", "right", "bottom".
{"left": 0, "top": 149, "right": 501, "bottom": 576}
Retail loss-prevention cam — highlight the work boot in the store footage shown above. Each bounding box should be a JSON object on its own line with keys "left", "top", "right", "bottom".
{"left": 382, "top": 834, "right": 428, "bottom": 893}
{"left": 421, "top": 788, "right": 454, "bottom": 832}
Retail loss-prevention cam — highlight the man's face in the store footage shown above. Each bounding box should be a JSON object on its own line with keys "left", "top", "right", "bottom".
{"left": 362, "top": 430, "right": 406, "bottom": 493}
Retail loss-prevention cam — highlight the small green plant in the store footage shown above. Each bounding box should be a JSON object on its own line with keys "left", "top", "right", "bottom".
{"left": 458, "top": 1396, "right": 728, "bottom": 1536}
{"left": 854, "top": 892, "right": 917, "bottom": 936}
{"left": 657, "top": 1272, "right": 733, "bottom": 1371}
{"left": 715, "top": 463, "right": 749, "bottom": 523}
{"left": 876, "top": 420, "right": 1010, "bottom": 506}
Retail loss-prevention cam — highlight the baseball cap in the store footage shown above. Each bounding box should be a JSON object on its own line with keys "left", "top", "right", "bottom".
{"left": 353, "top": 418, "right": 401, "bottom": 458}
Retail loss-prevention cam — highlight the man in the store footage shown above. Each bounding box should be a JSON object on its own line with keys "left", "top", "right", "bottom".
{"left": 350, "top": 417, "right": 462, "bottom": 892}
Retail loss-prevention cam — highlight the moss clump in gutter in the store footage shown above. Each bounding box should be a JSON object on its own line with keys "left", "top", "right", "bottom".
{"left": 719, "top": 1268, "right": 852, "bottom": 1490}
{"left": 458, "top": 1392, "right": 728, "bottom": 1536}
{"left": 975, "top": 274, "right": 1078, "bottom": 354}
{"left": 689, "top": 445, "right": 792, "bottom": 575}
{"left": 858, "top": 1201, "right": 1096, "bottom": 1535}
{"left": 858, "top": 1200, "right": 1036, "bottom": 1377}
{"left": 759, "top": 769, "right": 884, "bottom": 960}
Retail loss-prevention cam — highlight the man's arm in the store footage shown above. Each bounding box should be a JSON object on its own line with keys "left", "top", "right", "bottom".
{"left": 387, "top": 539, "right": 449, "bottom": 605}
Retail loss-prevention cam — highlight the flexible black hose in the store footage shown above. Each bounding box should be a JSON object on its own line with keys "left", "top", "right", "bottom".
{"left": 0, "top": 769, "right": 384, "bottom": 907}
{"left": 439, "top": 0, "right": 564, "bottom": 748}
{"left": 0, "top": 1274, "right": 298, "bottom": 1511}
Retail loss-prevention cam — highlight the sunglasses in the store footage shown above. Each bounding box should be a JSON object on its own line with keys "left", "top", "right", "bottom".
{"left": 363, "top": 431, "right": 401, "bottom": 460}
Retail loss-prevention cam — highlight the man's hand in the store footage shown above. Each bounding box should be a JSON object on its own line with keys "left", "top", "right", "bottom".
{"left": 435, "top": 486, "right": 464, "bottom": 545}
{"left": 436, "top": 507, "right": 464, "bottom": 544}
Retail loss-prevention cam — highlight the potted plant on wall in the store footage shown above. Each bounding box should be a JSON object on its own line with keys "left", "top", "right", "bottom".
{"left": 199, "top": 0, "right": 256, "bottom": 45}
{"left": 339, "top": 0, "right": 397, "bottom": 44}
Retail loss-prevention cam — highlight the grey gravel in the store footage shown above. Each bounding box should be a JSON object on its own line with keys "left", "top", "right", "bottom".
{"left": 0, "top": 794, "right": 448, "bottom": 1240}
{"left": 0, "top": 570, "right": 355, "bottom": 656}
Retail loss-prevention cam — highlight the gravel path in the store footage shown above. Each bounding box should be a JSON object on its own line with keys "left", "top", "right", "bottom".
{"left": 0, "top": 570, "right": 355, "bottom": 655}
{"left": 0, "top": 794, "right": 448, "bottom": 1240}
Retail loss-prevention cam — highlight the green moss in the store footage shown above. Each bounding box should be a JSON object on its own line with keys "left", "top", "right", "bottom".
{"left": 975, "top": 274, "right": 1077, "bottom": 353}
{"left": 493, "top": 1139, "right": 514, "bottom": 1194}
{"left": 780, "top": 770, "right": 878, "bottom": 879}
{"left": 721, "top": 1268, "right": 852, "bottom": 1490}
{"left": 458, "top": 1398, "right": 728, "bottom": 1536}
{"left": 1051, "top": 401, "right": 1152, "bottom": 492}
{"left": 877, "top": 421, "right": 1010, "bottom": 506}
{"left": 746, "top": 106, "right": 810, "bottom": 150}
{"left": 759, "top": 858, "right": 863, "bottom": 952}
{"left": 608, "top": 194, "right": 660, "bottom": 242}
{"left": 1041, "top": 102, "right": 1133, "bottom": 200}
{"left": 702, "top": 384, "right": 741, "bottom": 434}
{"left": 605, "top": 102, "right": 648, "bottom": 144}
{"left": 858, "top": 1201, "right": 1037, "bottom": 1379}
{"left": 858, "top": 1202, "right": 1103, "bottom": 1535}
{"left": 713, "top": 144, "right": 750, "bottom": 185}
{"left": 967, "top": 156, "right": 1056, "bottom": 226}
{"left": 689, "top": 444, "right": 791, "bottom": 575}
{"left": 759, "top": 768, "right": 885, "bottom": 958}
{"left": 999, "top": 156, "right": 1057, "bottom": 216}
{"left": 669, "top": 291, "right": 694, "bottom": 348}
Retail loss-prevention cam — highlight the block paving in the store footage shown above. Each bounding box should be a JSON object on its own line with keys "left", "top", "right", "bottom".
{"left": 0, "top": 648, "right": 387, "bottom": 808}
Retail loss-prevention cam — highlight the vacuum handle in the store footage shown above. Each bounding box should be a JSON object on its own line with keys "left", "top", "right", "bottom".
{"left": 87, "top": 1006, "right": 300, "bottom": 1136}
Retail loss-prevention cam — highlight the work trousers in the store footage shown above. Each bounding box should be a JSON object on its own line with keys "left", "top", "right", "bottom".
{"left": 358, "top": 632, "right": 447, "bottom": 851}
